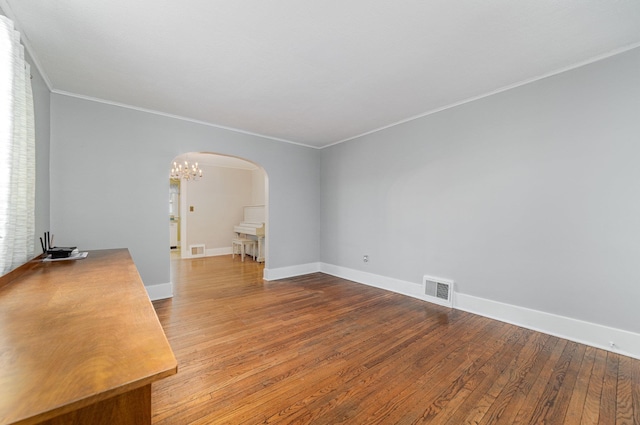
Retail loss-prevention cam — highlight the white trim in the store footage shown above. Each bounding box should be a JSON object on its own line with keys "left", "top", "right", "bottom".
{"left": 179, "top": 178, "right": 189, "bottom": 260}
{"left": 263, "top": 262, "right": 320, "bottom": 281}
{"left": 145, "top": 261, "right": 640, "bottom": 358}
{"left": 145, "top": 282, "right": 173, "bottom": 301}
{"left": 206, "top": 247, "right": 232, "bottom": 257}
{"left": 318, "top": 263, "right": 640, "bottom": 360}
{"left": 179, "top": 246, "right": 233, "bottom": 259}
{"left": 51, "top": 90, "right": 319, "bottom": 149}
{"left": 455, "top": 293, "right": 640, "bottom": 361}
{"left": 320, "top": 263, "right": 427, "bottom": 301}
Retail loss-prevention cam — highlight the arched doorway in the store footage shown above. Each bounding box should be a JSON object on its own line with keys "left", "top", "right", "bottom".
{"left": 168, "top": 152, "right": 269, "bottom": 266}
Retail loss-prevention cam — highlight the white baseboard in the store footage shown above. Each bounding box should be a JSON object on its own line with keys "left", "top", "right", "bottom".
{"left": 318, "top": 263, "right": 640, "bottom": 360}
{"left": 455, "top": 293, "right": 640, "bottom": 360}
{"left": 181, "top": 246, "right": 232, "bottom": 259}
{"left": 145, "top": 282, "right": 173, "bottom": 301}
{"left": 263, "top": 262, "right": 321, "bottom": 281}
{"left": 153, "top": 256, "right": 640, "bottom": 359}
{"left": 206, "top": 247, "right": 232, "bottom": 257}
{"left": 320, "top": 263, "right": 427, "bottom": 300}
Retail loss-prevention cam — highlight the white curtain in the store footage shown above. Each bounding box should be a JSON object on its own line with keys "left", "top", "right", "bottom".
{"left": 0, "top": 15, "right": 36, "bottom": 275}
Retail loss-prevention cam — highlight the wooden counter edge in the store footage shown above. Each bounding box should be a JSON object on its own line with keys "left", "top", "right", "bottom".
{"left": 2, "top": 250, "right": 178, "bottom": 425}
{"left": 13, "top": 365, "right": 178, "bottom": 425}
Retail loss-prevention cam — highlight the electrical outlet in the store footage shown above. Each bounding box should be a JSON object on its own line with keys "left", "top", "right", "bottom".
{"left": 363, "top": 255, "right": 369, "bottom": 263}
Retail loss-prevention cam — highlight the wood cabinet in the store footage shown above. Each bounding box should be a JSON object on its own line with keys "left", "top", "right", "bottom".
{"left": 0, "top": 249, "right": 177, "bottom": 425}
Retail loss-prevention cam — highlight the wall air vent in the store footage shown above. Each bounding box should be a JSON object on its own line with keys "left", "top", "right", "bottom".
{"left": 189, "top": 244, "right": 206, "bottom": 258}
{"left": 423, "top": 275, "right": 454, "bottom": 307}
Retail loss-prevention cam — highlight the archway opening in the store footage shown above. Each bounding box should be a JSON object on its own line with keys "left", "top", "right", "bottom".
{"left": 168, "top": 152, "right": 269, "bottom": 272}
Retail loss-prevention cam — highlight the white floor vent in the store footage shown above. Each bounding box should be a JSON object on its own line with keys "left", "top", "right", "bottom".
{"left": 423, "top": 275, "right": 454, "bottom": 307}
{"left": 189, "top": 244, "right": 206, "bottom": 258}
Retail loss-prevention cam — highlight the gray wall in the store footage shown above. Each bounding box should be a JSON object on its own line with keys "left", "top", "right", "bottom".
{"left": 321, "top": 47, "right": 640, "bottom": 334}
{"left": 50, "top": 95, "right": 320, "bottom": 286}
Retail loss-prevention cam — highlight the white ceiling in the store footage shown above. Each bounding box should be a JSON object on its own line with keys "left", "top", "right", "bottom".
{"left": 3, "top": 1, "right": 640, "bottom": 148}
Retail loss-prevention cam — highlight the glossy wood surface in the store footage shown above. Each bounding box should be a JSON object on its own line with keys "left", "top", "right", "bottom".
{"left": 0, "top": 249, "right": 177, "bottom": 425}
{"left": 153, "top": 254, "right": 640, "bottom": 424}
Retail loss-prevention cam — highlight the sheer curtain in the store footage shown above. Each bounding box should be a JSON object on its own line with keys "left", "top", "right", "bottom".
{"left": 0, "top": 15, "right": 36, "bottom": 275}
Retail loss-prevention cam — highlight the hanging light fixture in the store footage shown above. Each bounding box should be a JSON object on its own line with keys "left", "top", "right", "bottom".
{"left": 170, "top": 159, "right": 203, "bottom": 181}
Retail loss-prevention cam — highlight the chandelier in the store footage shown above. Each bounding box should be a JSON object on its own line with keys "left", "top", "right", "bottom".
{"left": 170, "top": 160, "right": 203, "bottom": 181}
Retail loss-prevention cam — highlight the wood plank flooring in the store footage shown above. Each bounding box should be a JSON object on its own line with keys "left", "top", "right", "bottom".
{"left": 152, "top": 255, "right": 640, "bottom": 424}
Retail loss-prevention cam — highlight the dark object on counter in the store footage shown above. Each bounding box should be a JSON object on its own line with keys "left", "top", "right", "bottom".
{"left": 47, "top": 247, "right": 77, "bottom": 259}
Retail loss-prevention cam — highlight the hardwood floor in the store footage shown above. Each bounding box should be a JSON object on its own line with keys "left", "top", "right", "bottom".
{"left": 152, "top": 255, "right": 640, "bottom": 424}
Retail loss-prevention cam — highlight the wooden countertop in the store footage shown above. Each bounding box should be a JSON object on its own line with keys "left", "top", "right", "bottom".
{"left": 0, "top": 249, "right": 177, "bottom": 425}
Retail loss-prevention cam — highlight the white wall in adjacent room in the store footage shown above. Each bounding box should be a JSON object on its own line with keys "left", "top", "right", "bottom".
{"left": 183, "top": 164, "right": 253, "bottom": 251}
